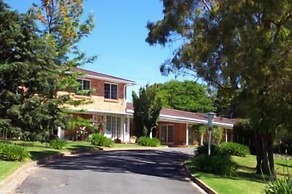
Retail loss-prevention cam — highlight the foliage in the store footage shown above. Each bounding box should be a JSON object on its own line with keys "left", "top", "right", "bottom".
{"left": 0, "top": 142, "right": 30, "bottom": 161}
{"left": 49, "top": 139, "right": 67, "bottom": 150}
{"left": 265, "top": 177, "right": 292, "bottom": 194}
{"left": 132, "top": 85, "right": 162, "bottom": 137}
{"left": 195, "top": 143, "right": 220, "bottom": 155}
{"left": 233, "top": 120, "right": 256, "bottom": 154}
{"left": 220, "top": 142, "right": 250, "bottom": 157}
{"left": 193, "top": 153, "right": 237, "bottom": 175}
{"left": 90, "top": 133, "right": 113, "bottom": 147}
{"left": 212, "top": 126, "right": 223, "bottom": 145}
{"left": 153, "top": 80, "right": 215, "bottom": 112}
{"left": 0, "top": 0, "right": 96, "bottom": 141}
{"left": 273, "top": 140, "right": 292, "bottom": 155}
{"left": 197, "top": 124, "right": 207, "bottom": 145}
{"left": 137, "top": 136, "right": 161, "bottom": 147}
{"left": 146, "top": 0, "right": 292, "bottom": 175}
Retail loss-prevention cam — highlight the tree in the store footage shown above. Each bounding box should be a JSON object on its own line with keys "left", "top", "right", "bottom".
{"left": 132, "top": 85, "right": 162, "bottom": 138}
{"left": 153, "top": 80, "right": 215, "bottom": 112}
{"left": 146, "top": 0, "right": 292, "bottom": 176}
{"left": 0, "top": 1, "right": 68, "bottom": 140}
{"left": 0, "top": 0, "right": 95, "bottom": 141}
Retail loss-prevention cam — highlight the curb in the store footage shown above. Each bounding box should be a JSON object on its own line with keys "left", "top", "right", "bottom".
{"left": 0, "top": 148, "right": 97, "bottom": 194}
{"left": 96, "top": 146, "right": 168, "bottom": 151}
{"left": 183, "top": 162, "right": 217, "bottom": 194}
{"left": 0, "top": 161, "right": 37, "bottom": 194}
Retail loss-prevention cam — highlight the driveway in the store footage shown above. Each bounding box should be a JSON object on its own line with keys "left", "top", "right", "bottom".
{"left": 15, "top": 148, "right": 203, "bottom": 194}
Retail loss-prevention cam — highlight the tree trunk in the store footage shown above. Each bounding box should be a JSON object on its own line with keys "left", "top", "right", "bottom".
{"left": 255, "top": 132, "right": 275, "bottom": 177}
{"left": 200, "top": 134, "right": 204, "bottom": 145}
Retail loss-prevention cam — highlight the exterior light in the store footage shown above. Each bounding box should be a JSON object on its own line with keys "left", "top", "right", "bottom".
{"left": 207, "top": 112, "right": 216, "bottom": 156}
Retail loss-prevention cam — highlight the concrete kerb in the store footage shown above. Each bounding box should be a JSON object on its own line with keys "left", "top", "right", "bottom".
{"left": 96, "top": 145, "right": 168, "bottom": 151}
{"left": 0, "top": 148, "right": 97, "bottom": 194}
{"left": 183, "top": 161, "right": 217, "bottom": 194}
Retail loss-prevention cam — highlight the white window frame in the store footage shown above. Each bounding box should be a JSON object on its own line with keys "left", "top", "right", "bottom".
{"left": 106, "top": 116, "right": 121, "bottom": 139}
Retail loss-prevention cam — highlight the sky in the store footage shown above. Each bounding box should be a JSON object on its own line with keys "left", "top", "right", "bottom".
{"left": 7, "top": 0, "right": 191, "bottom": 101}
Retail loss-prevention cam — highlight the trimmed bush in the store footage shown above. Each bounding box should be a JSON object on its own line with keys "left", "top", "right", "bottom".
{"left": 265, "top": 177, "right": 292, "bottom": 194}
{"left": 220, "top": 142, "right": 250, "bottom": 157}
{"left": 49, "top": 139, "right": 68, "bottom": 150}
{"left": 193, "top": 153, "right": 237, "bottom": 175}
{"left": 195, "top": 143, "right": 220, "bottom": 155}
{"left": 137, "top": 137, "right": 160, "bottom": 147}
{"left": 0, "top": 142, "right": 30, "bottom": 161}
{"left": 90, "top": 133, "right": 113, "bottom": 147}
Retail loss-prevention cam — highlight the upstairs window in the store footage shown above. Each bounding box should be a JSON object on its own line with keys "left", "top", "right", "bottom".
{"left": 104, "top": 83, "right": 118, "bottom": 99}
{"left": 76, "top": 79, "right": 91, "bottom": 96}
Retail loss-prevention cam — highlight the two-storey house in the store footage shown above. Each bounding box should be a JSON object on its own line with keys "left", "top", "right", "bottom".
{"left": 58, "top": 67, "right": 135, "bottom": 142}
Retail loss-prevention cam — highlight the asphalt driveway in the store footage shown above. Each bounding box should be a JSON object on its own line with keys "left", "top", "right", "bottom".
{"left": 15, "top": 148, "right": 204, "bottom": 194}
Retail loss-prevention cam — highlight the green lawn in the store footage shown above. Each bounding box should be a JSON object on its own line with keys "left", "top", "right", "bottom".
{"left": 0, "top": 140, "right": 95, "bottom": 181}
{"left": 0, "top": 161, "right": 22, "bottom": 181}
{"left": 186, "top": 154, "right": 292, "bottom": 194}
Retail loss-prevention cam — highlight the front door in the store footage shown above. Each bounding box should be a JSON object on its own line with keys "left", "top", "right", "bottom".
{"left": 160, "top": 125, "right": 175, "bottom": 144}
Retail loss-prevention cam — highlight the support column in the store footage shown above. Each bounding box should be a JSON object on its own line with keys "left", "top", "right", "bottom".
{"left": 225, "top": 128, "right": 228, "bottom": 142}
{"left": 185, "top": 123, "right": 189, "bottom": 146}
{"left": 124, "top": 116, "right": 130, "bottom": 143}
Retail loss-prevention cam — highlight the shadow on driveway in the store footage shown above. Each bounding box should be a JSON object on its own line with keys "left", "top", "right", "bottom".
{"left": 39, "top": 150, "right": 190, "bottom": 182}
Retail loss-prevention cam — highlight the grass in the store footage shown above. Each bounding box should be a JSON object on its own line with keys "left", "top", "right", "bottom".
{"left": 186, "top": 154, "right": 292, "bottom": 194}
{"left": 0, "top": 161, "right": 22, "bottom": 181}
{"left": 0, "top": 140, "right": 95, "bottom": 181}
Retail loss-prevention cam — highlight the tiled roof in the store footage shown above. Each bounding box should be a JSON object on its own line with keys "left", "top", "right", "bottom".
{"left": 72, "top": 67, "right": 135, "bottom": 84}
{"left": 126, "top": 102, "right": 236, "bottom": 127}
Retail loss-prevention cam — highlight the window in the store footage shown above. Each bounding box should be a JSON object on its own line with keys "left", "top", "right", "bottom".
{"left": 77, "top": 79, "right": 90, "bottom": 90}
{"left": 76, "top": 79, "right": 91, "bottom": 96}
{"left": 104, "top": 83, "right": 118, "bottom": 99}
{"left": 106, "top": 116, "right": 121, "bottom": 138}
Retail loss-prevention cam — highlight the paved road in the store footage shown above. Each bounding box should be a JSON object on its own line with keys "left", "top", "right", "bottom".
{"left": 15, "top": 148, "right": 204, "bottom": 194}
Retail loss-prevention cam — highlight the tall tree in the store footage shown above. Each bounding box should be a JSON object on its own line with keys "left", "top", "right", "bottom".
{"left": 0, "top": 1, "right": 68, "bottom": 140}
{"left": 0, "top": 0, "right": 96, "bottom": 140}
{"left": 146, "top": 0, "right": 292, "bottom": 176}
{"left": 153, "top": 80, "right": 215, "bottom": 112}
{"left": 132, "top": 85, "right": 162, "bottom": 137}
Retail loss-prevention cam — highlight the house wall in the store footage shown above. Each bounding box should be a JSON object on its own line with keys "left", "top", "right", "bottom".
{"left": 158, "top": 122, "right": 186, "bottom": 145}
{"left": 58, "top": 78, "right": 127, "bottom": 113}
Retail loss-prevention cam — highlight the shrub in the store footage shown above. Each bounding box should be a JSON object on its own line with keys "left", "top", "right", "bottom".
{"left": 0, "top": 142, "right": 30, "bottom": 161}
{"left": 49, "top": 139, "right": 68, "bottom": 150}
{"left": 212, "top": 127, "right": 223, "bottom": 145}
{"left": 137, "top": 137, "right": 160, "bottom": 147}
{"left": 195, "top": 143, "right": 220, "bottom": 155}
{"left": 220, "top": 142, "right": 250, "bottom": 157}
{"left": 193, "top": 153, "right": 237, "bottom": 175}
{"left": 90, "top": 133, "right": 113, "bottom": 147}
{"left": 265, "top": 177, "right": 292, "bottom": 194}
